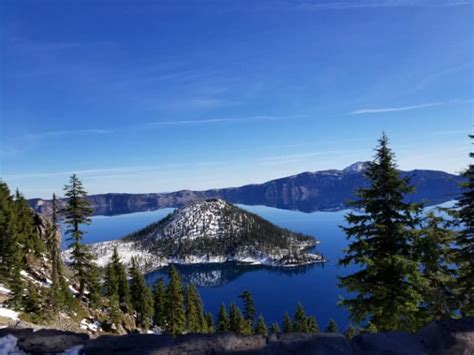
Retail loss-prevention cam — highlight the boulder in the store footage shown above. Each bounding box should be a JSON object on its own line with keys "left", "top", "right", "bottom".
{"left": 16, "top": 329, "right": 89, "bottom": 353}
{"left": 419, "top": 317, "right": 474, "bottom": 355}
{"left": 351, "top": 331, "right": 426, "bottom": 355}
{"left": 263, "top": 332, "right": 353, "bottom": 355}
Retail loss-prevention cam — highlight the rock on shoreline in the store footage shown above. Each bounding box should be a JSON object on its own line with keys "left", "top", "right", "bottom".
{"left": 1, "top": 317, "right": 473, "bottom": 354}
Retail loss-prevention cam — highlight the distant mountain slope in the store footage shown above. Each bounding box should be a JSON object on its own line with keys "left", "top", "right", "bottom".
{"left": 30, "top": 162, "right": 464, "bottom": 215}
{"left": 71, "top": 199, "right": 323, "bottom": 272}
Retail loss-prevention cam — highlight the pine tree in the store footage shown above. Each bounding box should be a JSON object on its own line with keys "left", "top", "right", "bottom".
{"left": 129, "top": 257, "right": 153, "bottom": 330}
{"left": 293, "top": 303, "right": 308, "bottom": 333}
{"left": 24, "top": 283, "right": 42, "bottom": 315}
{"left": 105, "top": 248, "right": 130, "bottom": 311}
{"left": 307, "top": 316, "right": 319, "bottom": 333}
{"left": 14, "top": 190, "right": 44, "bottom": 255}
{"left": 229, "top": 303, "right": 241, "bottom": 333}
{"left": 455, "top": 134, "right": 474, "bottom": 316}
{"left": 239, "top": 290, "right": 256, "bottom": 327}
{"left": 229, "top": 303, "right": 250, "bottom": 334}
{"left": 164, "top": 265, "right": 186, "bottom": 336}
{"left": 87, "top": 263, "right": 102, "bottom": 308}
{"left": 217, "top": 303, "right": 229, "bottom": 332}
{"left": 62, "top": 174, "right": 94, "bottom": 298}
{"left": 205, "top": 312, "right": 214, "bottom": 333}
{"left": 47, "top": 193, "right": 62, "bottom": 285}
{"left": 153, "top": 278, "right": 166, "bottom": 328}
{"left": 104, "top": 263, "right": 118, "bottom": 298}
{"left": 339, "top": 134, "right": 425, "bottom": 332}
{"left": 185, "top": 284, "right": 205, "bottom": 333}
{"left": 108, "top": 293, "right": 122, "bottom": 330}
{"left": 283, "top": 312, "right": 293, "bottom": 333}
{"left": 271, "top": 322, "right": 280, "bottom": 335}
{"left": 254, "top": 314, "right": 268, "bottom": 336}
{"left": 417, "top": 212, "right": 456, "bottom": 320}
{"left": 0, "top": 182, "right": 23, "bottom": 303}
{"left": 344, "top": 325, "right": 357, "bottom": 339}
{"left": 325, "top": 319, "right": 339, "bottom": 333}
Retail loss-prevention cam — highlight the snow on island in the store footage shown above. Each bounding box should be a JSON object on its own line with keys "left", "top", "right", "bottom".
{"left": 63, "top": 199, "right": 326, "bottom": 273}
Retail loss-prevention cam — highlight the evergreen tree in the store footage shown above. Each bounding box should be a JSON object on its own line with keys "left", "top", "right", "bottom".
{"left": 239, "top": 290, "right": 256, "bottom": 327}
{"left": 87, "top": 263, "right": 102, "bottom": 308}
{"left": 24, "top": 283, "right": 42, "bottom": 315}
{"left": 14, "top": 190, "right": 43, "bottom": 255}
{"left": 0, "top": 182, "right": 23, "bottom": 304}
{"left": 455, "top": 134, "right": 474, "bottom": 316}
{"left": 325, "top": 319, "right": 339, "bottom": 333}
{"left": 282, "top": 312, "right": 293, "bottom": 333}
{"left": 293, "top": 303, "right": 308, "bottom": 333}
{"left": 339, "top": 134, "right": 425, "bottom": 332}
{"left": 185, "top": 284, "right": 205, "bottom": 333}
{"left": 254, "top": 314, "right": 268, "bottom": 336}
{"left": 307, "top": 316, "right": 319, "bottom": 334}
{"left": 47, "top": 193, "right": 62, "bottom": 285}
{"left": 229, "top": 303, "right": 251, "bottom": 334}
{"left": 365, "top": 322, "right": 378, "bottom": 333}
{"left": 108, "top": 293, "right": 122, "bottom": 331}
{"left": 105, "top": 248, "right": 130, "bottom": 311}
{"left": 344, "top": 325, "right": 357, "bottom": 339}
{"left": 205, "top": 312, "right": 214, "bottom": 333}
{"left": 164, "top": 265, "right": 186, "bottom": 336}
{"left": 229, "top": 303, "right": 241, "bottom": 333}
{"left": 271, "top": 322, "right": 280, "bottom": 335}
{"left": 129, "top": 257, "right": 153, "bottom": 329}
{"left": 217, "top": 303, "right": 229, "bottom": 332}
{"left": 104, "top": 261, "right": 118, "bottom": 298}
{"left": 417, "top": 212, "right": 456, "bottom": 320}
{"left": 62, "top": 174, "right": 94, "bottom": 298}
{"left": 152, "top": 278, "right": 166, "bottom": 328}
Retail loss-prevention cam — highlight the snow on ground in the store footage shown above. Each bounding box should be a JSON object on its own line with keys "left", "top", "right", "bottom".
{"left": 0, "top": 307, "right": 19, "bottom": 320}
{"left": 80, "top": 319, "right": 100, "bottom": 333}
{"left": 63, "top": 240, "right": 159, "bottom": 269}
{"left": 0, "top": 285, "right": 11, "bottom": 295}
{"left": 0, "top": 335, "right": 19, "bottom": 354}
{"left": 63, "top": 344, "right": 83, "bottom": 355}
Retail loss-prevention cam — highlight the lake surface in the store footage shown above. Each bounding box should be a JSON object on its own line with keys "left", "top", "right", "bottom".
{"left": 64, "top": 204, "right": 358, "bottom": 330}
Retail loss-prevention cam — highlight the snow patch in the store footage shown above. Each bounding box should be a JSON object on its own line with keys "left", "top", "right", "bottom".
{"left": 0, "top": 335, "right": 20, "bottom": 354}
{"left": 0, "top": 307, "right": 19, "bottom": 320}
{"left": 80, "top": 319, "right": 100, "bottom": 333}
{"left": 0, "top": 284, "right": 11, "bottom": 295}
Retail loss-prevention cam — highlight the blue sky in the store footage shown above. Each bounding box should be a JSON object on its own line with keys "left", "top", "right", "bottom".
{"left": 1, "top": 0, "right": 473, "bottom": 198}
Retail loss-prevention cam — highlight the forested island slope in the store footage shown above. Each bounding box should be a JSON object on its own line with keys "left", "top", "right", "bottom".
{"left": 77, "top": 199, "right": 323, "bottom": 272}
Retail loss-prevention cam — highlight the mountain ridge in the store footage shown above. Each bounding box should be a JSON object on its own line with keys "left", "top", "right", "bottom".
{"left": 30, "top": 162, "right": 464, "bottom": 215}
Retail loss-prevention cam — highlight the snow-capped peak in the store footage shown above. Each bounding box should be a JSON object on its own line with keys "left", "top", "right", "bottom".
{"left": 342, "top": 161, "right": 369, "bottom": 174}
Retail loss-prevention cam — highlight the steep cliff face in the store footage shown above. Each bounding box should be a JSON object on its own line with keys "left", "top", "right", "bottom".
{"left": 30, "top": 163, "right": 463, "bottom": 216}
{"left": 75, "top": 200, "right": 323, "bottom": 273}
{"left": 0, "top": 214, "right": 119, "bottom": 335}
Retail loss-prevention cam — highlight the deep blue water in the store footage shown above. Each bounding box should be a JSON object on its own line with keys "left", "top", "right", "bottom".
{"left": 64, "top": 205, "right": 356, "bottom": 330}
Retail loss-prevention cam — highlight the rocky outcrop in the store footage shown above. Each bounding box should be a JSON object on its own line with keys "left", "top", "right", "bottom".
{"left": 1, "top": 317, "right": 473, "bottom": 354}
{"left": 29, "top": 163, "right": 463, "bottom": 215}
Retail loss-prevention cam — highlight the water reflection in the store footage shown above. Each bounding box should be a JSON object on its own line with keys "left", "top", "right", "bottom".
{"left": 146, "top": 262, "right": 325, "bottom": 288}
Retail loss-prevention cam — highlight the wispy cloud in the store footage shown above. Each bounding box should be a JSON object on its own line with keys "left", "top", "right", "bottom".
{"left": 350, "top": 98, "right": 473, "bottom": 115}
{"left": 349, "top": 102, "right": 444, "bottom": 115}
{"left": 415, "top": 63, "right": 474, "bottom": 91}
{"left": 25, "top": 129, "right": 112, "bottom": 139}
{"left": 149, "top": 115, "right": 306, "bottom": 126}
{"left": 3, "top": 161, "right": 227, "bottom": 181}
{"left": 297, "top": 0, "right": 473, "bottom": 10}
